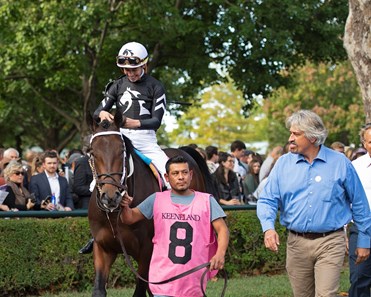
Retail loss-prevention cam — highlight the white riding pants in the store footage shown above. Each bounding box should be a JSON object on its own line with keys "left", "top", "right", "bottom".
{"left": 120, "top": 129, "right": 169, "bottom": 184}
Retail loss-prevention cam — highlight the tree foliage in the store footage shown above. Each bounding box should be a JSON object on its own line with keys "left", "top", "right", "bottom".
{"left": 168, "top": 81, "right": 268, "bottom": 151}
{"left": 0, "top": 0, "right": 349, "bottom": 151}
{"left": 263, "top": 61, "right": 364, "bottom": 147}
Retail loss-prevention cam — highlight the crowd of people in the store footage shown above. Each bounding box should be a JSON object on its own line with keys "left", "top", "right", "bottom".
{"left": 0, "top": 139, "right": 277, "bottom": 212}
{"left": 0, "top": 147, "right": 92, "bottom": 211}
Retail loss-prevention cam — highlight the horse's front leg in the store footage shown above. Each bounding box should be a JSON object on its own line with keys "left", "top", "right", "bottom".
{"left": 92, "top": 242, "right": 117, "bottom": 297}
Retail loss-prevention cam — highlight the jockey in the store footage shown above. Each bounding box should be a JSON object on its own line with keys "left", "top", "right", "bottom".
{"left": 93, "top": 41, "right": 169, "bottom": 187}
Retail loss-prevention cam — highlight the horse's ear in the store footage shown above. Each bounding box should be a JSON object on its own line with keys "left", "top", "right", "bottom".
{"left": 114, "top": 111, "right": 126, "bottom": 129}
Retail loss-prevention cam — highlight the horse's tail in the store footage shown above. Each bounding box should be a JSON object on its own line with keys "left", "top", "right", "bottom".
{"left": 179, "top": 146, "right": 219, "bottom": 199}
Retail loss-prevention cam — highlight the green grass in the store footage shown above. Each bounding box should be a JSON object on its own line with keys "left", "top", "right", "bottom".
{"left": 33, "top": 266, "right": 350, "bottom": 297}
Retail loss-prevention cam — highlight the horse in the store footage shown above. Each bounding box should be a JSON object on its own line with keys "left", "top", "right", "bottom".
{"left": 88, "top": 111, "right": 217, "bottom": 297}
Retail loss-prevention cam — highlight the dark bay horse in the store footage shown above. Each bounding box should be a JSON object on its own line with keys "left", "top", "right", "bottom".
{"left": 88, "top": 112, "right": 216, "bottom": 297}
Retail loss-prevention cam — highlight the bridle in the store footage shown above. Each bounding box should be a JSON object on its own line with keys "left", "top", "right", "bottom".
{"left": 89, "top": 131, "right": 128, "bottom": 212}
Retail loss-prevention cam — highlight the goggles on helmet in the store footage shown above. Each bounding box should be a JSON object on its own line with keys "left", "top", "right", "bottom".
{"left": 116, "top": 56, "right": 146, "bottom": 67}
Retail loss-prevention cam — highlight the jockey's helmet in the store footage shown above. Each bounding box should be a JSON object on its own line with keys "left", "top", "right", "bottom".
{"left": 116, "top": 42, "right": 148, "bottom": 69}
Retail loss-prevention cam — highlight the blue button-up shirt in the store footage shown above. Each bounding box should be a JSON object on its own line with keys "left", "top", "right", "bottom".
{"left": 257, "top": 145, "right": 371, "bottom": 248}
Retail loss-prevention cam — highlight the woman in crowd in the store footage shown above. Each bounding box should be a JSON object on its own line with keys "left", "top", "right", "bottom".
{"left": 30, "top": 154, "right": 44, "bottom": 176}
{"left": 242, "top": 158, "right": 261, "bottom": 197}
{"left": 0, "top": 160, "right": 45, "bottom": 211}
{"left": 212, "top": 152, "right": 242, "bottom": 206}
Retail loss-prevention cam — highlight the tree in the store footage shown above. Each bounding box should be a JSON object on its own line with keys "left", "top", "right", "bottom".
{"left": 0, "top": 0, "right": 350, "bottom": 151}
{"left": 208, "top": 0, "right": 349, "bottom": 113}
{"left": 344, "top": 0, "right": 371, "bottom": 122}
{"left": 263, "top": 61, "right": 364, "bottom": 147}
{"left": 168, "top": 81, "right": 268, "bottom": 151}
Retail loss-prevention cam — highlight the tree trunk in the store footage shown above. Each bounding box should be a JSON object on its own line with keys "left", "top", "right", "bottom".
{"left": 343, "top": 0, "right": 371, "bottom": 121}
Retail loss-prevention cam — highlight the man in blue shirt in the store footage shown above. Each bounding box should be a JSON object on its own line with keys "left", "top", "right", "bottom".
{"left": 257, "top": 110, "right": 371, "bottom": 297}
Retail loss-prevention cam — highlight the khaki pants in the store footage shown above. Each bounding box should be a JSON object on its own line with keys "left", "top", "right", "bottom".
{"left": 286, "top": 230, "right": 346, "bottom": 297}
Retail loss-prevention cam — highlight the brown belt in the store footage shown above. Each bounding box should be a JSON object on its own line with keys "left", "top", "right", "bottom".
{"left": 289, "top": 228, "right": 343, "bottom": 240}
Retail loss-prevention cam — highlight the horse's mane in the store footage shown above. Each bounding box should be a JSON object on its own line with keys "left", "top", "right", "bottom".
{"left": 179, "top": 146, "right": 219, "bottom": 199}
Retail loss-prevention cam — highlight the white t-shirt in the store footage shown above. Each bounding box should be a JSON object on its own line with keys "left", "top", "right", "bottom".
{"left": 352, "top": 153, "right": 371, "bottom": 209}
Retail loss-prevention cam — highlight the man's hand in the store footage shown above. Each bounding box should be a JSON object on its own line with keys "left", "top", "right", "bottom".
{"left": 209, "top": 252, "right": 225, "bottom": 271}
{"left": 264, "top": 229, "right": 280, "bottom": 253}
{"left": 120, "top": 193, "right": 133, "bottom": 209}
{"left": 119, "top": 193, "right": 145, "bottom": 225}
{"left": 44, "top": 202, "right": 55, "bottom": 211}
{"left": 99, "top": 111, "right": 114, "bottom": 122}
{"left": 355, "top": 248, "right": 370, "bottom": 264}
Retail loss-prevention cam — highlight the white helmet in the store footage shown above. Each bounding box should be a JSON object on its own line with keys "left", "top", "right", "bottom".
{"left": 116, "top": 42, "right": 148, "bottom": 68}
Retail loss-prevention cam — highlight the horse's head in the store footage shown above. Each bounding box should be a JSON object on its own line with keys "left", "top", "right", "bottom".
{"left": 90, "top": 112, "right": 127, "bottom": 212}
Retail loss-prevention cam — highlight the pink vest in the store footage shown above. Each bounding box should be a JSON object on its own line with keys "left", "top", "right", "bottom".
{"left": 149, "top": 190, "right": 218, "bottom": 297}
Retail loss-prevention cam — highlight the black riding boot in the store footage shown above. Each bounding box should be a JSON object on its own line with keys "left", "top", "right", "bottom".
{"left": 79, "top": 238, "right": 94, "bottom": 254}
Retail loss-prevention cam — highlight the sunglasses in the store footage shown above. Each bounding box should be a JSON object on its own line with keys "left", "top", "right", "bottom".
{"left": 116, "top": 56, "right": 144, "bottom": 67}
{"left": 14, "top": 171, "right": 25, "bottom": 176}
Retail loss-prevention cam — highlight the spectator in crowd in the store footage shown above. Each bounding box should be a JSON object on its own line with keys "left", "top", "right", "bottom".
{"left": 3, "top": 148, "right": 20, "bottom": 160}
{"left": 205, "top": 145, "right": 219, "bottom": 174}
{"left": 349, "top": 123, "right": 371, "bottom": 297}
{"left": 120, "top": 155, "right": 229, "bottom": 297}
{"left": 64, "top": 152, "right": 83, "bottom": 184}
{"left": 1, "top": 160, "right": 46, "bottom": 211}
{"left": 242, "top": 158, "right": 261, "bottom": 199}
{"left": 195, "top": 147, "right": 207, "bottom": 161}
{"left": 0, "top": 157, "right": 10, "bottom": 186}
{"left": 3, "top": 147, "right": 30, "bottom": 189}
{"left": 212, "top": 152, "right": 242, "bottom": 206}
{"left": 23, "top": 149, "right": 39, "bottom": 184}
{"left": 239, "top": 149, "right": 255, "bottom": 172}
{"left": 257, "top": 110, "right": 371, "bottom": 297}
{"left": 351, "top": 147, "right": 367, "bottom": 161}
{"left": 73, "top": 153, "right": 93, "bottom": 209}
{"left": 64, "top": 152, "right": 83, "bottom": 207}
{"left": 93, "top": 41, "right": 169, "bottom": 187}
{"left": 253, "top": 158, "right": 278, "bottom": 200}
{"left": 30, "top": 154, "right": 44, "bottom": 176}
{"left": 29, "top": 150, "right": 74, "bottom": 211}
{"left": 230, "top": 140, "right": 247, "bottom": 180}
{"left": 259, "top": 146, "right": 283, "bottom": 182}
{"left": 330, "top": 141, "right": 346, "bottom": 154}
{"left": 345, "top": 146, "right": 355, "bottom": 160}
